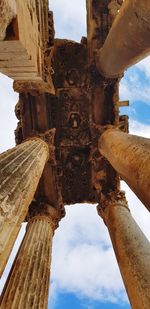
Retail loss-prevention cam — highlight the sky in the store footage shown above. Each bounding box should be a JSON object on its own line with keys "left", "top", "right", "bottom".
{"left": 0, "top": 1, "right": 150, "bottom": 309}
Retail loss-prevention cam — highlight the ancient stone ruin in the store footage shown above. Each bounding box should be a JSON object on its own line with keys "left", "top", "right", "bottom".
{"left": 0, "top": 1, "right": 150, "bottom": 308}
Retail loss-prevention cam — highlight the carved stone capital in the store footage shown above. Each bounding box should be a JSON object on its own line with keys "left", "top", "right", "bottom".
{"left": 25, "top": 128, "right": 56, "bottom": 165}
{"left": 15, "top": 121, "right": 23, "bottom": 145}
{"left": 15, "top": 99, "right": 21, "bottom": 120}
{"left": 13, "top": 80, "right": 55, "bottom": 96}
{"left": 90, "top": 122, "right": 114, "bottom": 140}
{"left": 39, "top": 128, "right": 56, "bottom": 145}
{"left": 56, "top": 188, "right": 66, "bottom": 219}
{"left": 97, "top": 190, "right": 130, "bottom": 223}
{"left": 119, "top": 115, "right": 129, "bottom": 133}
{"left": 27, "top": 203, "right": 60, "bottom": 233}
{"left": 38, "top": 128, "right": 56, "bottom": 165}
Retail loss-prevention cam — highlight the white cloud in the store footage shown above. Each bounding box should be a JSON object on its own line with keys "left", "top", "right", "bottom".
{"left": 129, "top": 119, "right": 150, "bottom": 138}
{"left": 120, "top": 71, "right": 150, "bottom": 106}
{"left": 136, "top": 56, "right": 150, "bottom": 78}
{"left": 50, "top": 204, "right": 127, "bottom": 304}
{"left": 0, "top": 73, "right": 18, "bottom": 152}
{"left": 50, "top": 0, "right": 86, "bottom": 41}
{"left": 119, "top": 55, "right": 150, "bottom": 108}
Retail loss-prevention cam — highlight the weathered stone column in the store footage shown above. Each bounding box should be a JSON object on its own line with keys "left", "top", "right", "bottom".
{"left": 97, "top": 191, "right": 150, "bottom": 309}
{"left": 0, "top": 204, "right": 59, "bottom": 309}
{"left": 0, "top": 138, "right": 49, "bottom": 276}
{"left": 99, "top": 128, "right": 150, "bottom": 211}
{"left": 96, "top": 0, "right": 150, "bottom": 78}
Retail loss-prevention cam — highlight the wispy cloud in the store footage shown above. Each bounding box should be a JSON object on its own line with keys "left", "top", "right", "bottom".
{"left": 129, "top": 119, "right": 150, "bottom": 138}
{"left": 50, "top": 204, "right": 127, "bottom": 305}
{"left": 136, "top": 56, "right": 150, "bottom": 79}
{"left": 50, "top": 0, "right": 86, "bottom": 41}
{"left": 120, "top": 58, "right": 150, "bottom": 106}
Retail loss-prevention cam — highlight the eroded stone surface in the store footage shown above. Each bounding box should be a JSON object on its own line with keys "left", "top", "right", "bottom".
{"left": 99, "top": 129, "right": 150, "bottom": 210}
{"left": 96, "top": 0, "right": 150, "bottom": 78}
{"left": 0, "top": 0, "right": 16, "bottom": 40}
{"left": 98, "top": 191, "right": 150, "bottom": 309}
{"left": 0, "top": 138, "right": 49, "bottom": 276}
{"left": 0, "top": 205, "right": 59, "bottom": 309}
{"left": 0, "top": 0, "right": 55, "bottom": 94}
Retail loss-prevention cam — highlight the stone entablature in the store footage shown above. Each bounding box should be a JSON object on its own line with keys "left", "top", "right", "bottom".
{"left": 0, "top": 0, "right": 54, "bottom": 94}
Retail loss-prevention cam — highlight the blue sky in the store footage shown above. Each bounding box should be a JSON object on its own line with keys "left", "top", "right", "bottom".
{"left": 49, "top": 291, "right": 128, "bottom": 309}
{"left": 120, "top": 66, "right": 150, "bottom": 125}
{"left": 0, "top": 1, "right": 150, "bottom": 309}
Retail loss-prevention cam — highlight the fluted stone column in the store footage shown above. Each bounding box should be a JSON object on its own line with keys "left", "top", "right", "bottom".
{"left": 0, "top": 204, "right": 59, "bottom": 309}
{"left": 97, "top": 191, "right": 150, "bottom": 309}
{"left": 99, "top": 128, "right": 150, "bottom": 211}
{"left": 0, "top": 138, "right": 49, "bottom": 276}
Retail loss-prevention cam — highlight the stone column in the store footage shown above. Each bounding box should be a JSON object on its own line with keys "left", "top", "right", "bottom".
{"left": 97, "top": 191, "right": 150, "bottom": 309}
{"left": 0, "top": 204, "right": 59, "bottom": 309}
{"left": 96, "top": 0, "right": 150, "bottom": 78}
{"left": 99, "top": 128, "right": 150, "bottom": 211}
{"left": 0, "top": 138, "right": 49, "bottom": 276}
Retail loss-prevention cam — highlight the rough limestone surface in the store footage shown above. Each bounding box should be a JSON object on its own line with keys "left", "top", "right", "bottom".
{"left": 0, "top": 138, "right": 49, "bottom": 277}
{"left": 0, "top": 205, "right": 59, "bottom": 309}
{"left": 99, "top": 129, "right": 150, "bottom": 211}
{"left": 0, "top": 0, "right": 54, "bottom": 94}
{"left": 0, "top": 0, "right": 16, "bottom": 40}
{"left": 98, "top": 191, "right": 150, "bottom": 309}
{"left": 96, "top": 0, "right": 150, "bottom": 78}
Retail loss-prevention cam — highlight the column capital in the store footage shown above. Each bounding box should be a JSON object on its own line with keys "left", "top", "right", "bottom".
{"left": 90, "top": 123, "right": 114, "bottom": 138}
{"left": 27, "top": 203, "right": 60, "bottom": 233}
{"left": 25, "top": 128, "right": 56, "bottom": 165}
{"left": 97, "top": 190, "right": 129, "bottom": 223}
